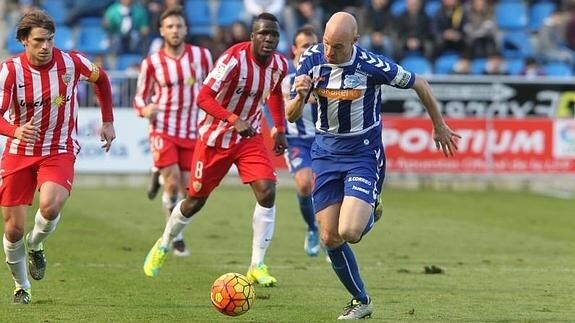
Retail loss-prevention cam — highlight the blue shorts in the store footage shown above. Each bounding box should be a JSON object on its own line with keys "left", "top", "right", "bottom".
{"left": 311, "top": 142, "right": 385, "bottom": 213}
{"left": 284, "top": 137, "right": 314, "bottom": 174}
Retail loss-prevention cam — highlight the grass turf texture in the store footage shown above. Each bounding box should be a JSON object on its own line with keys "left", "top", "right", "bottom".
{"left": 1, "top": 186, "right": 573, "bottom": 322}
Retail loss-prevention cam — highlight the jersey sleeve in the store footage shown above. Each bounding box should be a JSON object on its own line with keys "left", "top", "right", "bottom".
{"left": 203, "top": 53, "right": 238, "bottom": 92}
{"left": 290, "top": 46, "right": 316, "bottom": 99}
{"left": 133, "top": 57, "right": 153, "bottom": 115}
{"left": 70, "top": 51, "right": 101, "bottom": 82}
{"left": 0, "top": 61, "right": 17, "bottom": 137}
{"left": 370, "top": 53, "right": 415, "bottom": 89}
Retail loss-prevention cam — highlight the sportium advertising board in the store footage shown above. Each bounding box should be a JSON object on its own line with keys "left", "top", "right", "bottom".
{"left": 383, "top": 117, "right": 575, "bottom": 173}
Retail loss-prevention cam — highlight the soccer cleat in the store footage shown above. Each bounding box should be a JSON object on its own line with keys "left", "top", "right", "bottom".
{"left": 13, "top": 288, "right": 31, "bottom": 305}
{"left": 246, "top": 263, "right": 277, "bottom": 287}
{"left": 147, "top": 169, "right": 161, "bottom": 200}
{"left": 374, "top": 194, "right": 383, "bottom": 223}
{"left": 25, "top": 233, "right": 46, "bottom": 280}
{"left": 337, "top": 299, "right": 373, "bottom": 320}
{"left": 304, "top": 230, "right": 320, "bottom": 256}
{"left": 143, "top": 239, "right": 169, "bottom": 278}
{"left": 172, "top": 239, "right": 190, "bottom": 257}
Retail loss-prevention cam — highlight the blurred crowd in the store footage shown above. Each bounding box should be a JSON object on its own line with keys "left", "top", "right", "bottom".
{"left": 2, "top": 0, "right": 575, "bottom": 76}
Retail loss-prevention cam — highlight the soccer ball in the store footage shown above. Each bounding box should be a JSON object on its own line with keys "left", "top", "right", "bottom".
{"left": 210, "top": 272, "right": 255, "bottom": 316}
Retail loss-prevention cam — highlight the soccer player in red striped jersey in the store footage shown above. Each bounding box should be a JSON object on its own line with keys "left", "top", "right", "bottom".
{"left": 0, "top": 9, "right": 116, "bottom": 304}
{"left": 143, "top": 13, "right": 288, "bottom": 287}
{"left": 134, "top": 6, "right": 213, "bottom": 257}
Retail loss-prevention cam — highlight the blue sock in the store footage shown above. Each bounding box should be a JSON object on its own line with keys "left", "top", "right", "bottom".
{"left": 326, "top": 243, "right": 369, "bottom": 304}
{"left": 361, "top": 213, "right": 374, "bottom": 238}
{"left": 297, "top": 194, "right": 317, "bottom": 231}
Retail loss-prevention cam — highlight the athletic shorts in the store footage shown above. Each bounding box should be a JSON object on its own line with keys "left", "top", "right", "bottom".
{"left": 149, "top": 132, "right": 195, "bottom": 171}
{"left": 311, "top": 142, "right": 385, "bottom": 213}
{"left": 187, "top": 134, "right": 276, "bottom": 197}
{"left": 284, "top": 137, "right": 314, "bottom": 174}
{"left": 0, "top": 152, "right": 75, "bottom": 206}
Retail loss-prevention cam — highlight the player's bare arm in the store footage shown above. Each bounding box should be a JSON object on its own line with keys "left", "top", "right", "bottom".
{"left": 286, "top": 74, "right": 312, "bottom": 122}
{"left": 100, "top": 122, "right": 116, "bottom": 152}
{"left": 412, "top": 76, "right": 461, "bottom": 157}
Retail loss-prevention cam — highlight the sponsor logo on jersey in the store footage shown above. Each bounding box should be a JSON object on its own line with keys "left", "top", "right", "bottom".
{"left": 315, "top": 88, "right": 362, "bottom": 101}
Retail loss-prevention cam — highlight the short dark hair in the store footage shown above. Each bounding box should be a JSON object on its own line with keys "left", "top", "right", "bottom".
{"left": 159, "top": 5, "right": 186, "bottom": 27}
{"left": 292, "top": 24, "right": 317, "bottom": 46}
{"left": 254, "top": 12, "right": 279, "bottom": 24}
{"left": 16, "top": 9, "right": 55, "bottom": 42}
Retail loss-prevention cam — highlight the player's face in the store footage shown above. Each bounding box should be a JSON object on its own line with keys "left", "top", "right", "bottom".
{"left": 23, "top": 27, "right": 54, "bottom": 66}
{"left": 160, "top": 15, "right": 187, "bottom": 48}
{"left": 323, "top": 32, "right": 355, "bottom": 65}
{"left": 250, "top": 19, "right": 280, "bottom": 63}
{"left": 292, "top": 33, "right": 317, "bottom": 63}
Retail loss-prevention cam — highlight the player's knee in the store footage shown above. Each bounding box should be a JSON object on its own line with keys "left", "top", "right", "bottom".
{"left": 296, "top": 181, "right": 313, "bottom": 196}
{"left": 38, "top": 204, "right": 61, "bottom": 220}
{"left": 339, "top": 228, "right": 363, "bottom": 244}
{"left": 254, "top": 184, "right": 276, "bottom": 208}
{"left": 4, "top": 227, "right": 25, "bottom": 242}
{"left": 321, "top": 231, "right": 344, "bottom": 249}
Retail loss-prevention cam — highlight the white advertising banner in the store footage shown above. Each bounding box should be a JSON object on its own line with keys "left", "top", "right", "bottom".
{"left": 0, "top": 108, "right": 152, "bottom": 174}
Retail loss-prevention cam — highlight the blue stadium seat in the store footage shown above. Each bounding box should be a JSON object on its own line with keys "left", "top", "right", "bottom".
{"left": 77, "top": 26, "right": 110, "bottom": 55}
{"left": 77, "top": 17, "right": 103, "bottom": 28}
{"left": 470, "top": 58, "right": 487, "bottom": 75}
{"left": 185, "top": 0, "right": 212, "bottom": 25}
{"left": 501, "top": 30, "right": 534, "bottom": 59}
{"left": 495, "top": 2, "right": 528, "bottom": 30}
{"left": 543, "top": 62, "right": 572, "bottom": 76}
{"left": 390, "top": 0, "right": 406, "bottom": 17}
{"left": 400, "top": 56, "right": 433, "bottom": 75}
{"left": 42, "top": 0, "right": 67, "bottom": 25}
{"left": 6, "top": 28, "right": 22, "bottom": 55}
{"left": 217, "top": 0, "right": 246, "bottom": 26}
{"left": 505, "top": 58, "right": 526, "bottom": 75}
{"left": 425, "top": 1, "right": 441, "bottom": 18}
{"left": 529, "top": 2, "right": 556, "bottom": 32}
{"left": 434, "top": 53, "right": 459, "bottom": 75}
{"left": 115, "top": 54, "right": 143, "bottom": 71}
{"left": 54, "top": 25, "right": 75, "bottom": 51}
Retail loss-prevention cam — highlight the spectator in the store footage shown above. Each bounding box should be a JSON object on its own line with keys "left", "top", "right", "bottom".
{"left": 359, "top": 0, "right": 396, "bottom": 57}
{"left": 395, "top": 0, "right": 434, "bottom": 60}
{"left": 482, "top": 52, "right": 508, "bottom": 75}
{"left": 64, "top": 0, "right": 114, "bottom": 26}
{"left": 451, "top": 53, "right": 471, "bottom": 74}
{"left": 103, "top": 0, "right": 150, "bottom": 56}
{"left": 244, "top": 0, "right": 286, "bottom": 23}
{"left": 538, "top": 9, "right": 574, "bottom": 65}
{"left": 284, "top": 0, "right": 324, "bottom": 41}
{"left": 433, "top": 0, "right": 467, "bottom": 57}
{"left": 462, "top": 0, "right": 498, "bottom": 59}
{"left": 520, "top": 57, "right": 546, "bottom": 79}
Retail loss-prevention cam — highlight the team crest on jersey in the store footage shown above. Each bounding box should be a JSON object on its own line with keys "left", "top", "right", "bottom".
{"left": 186, "top": 76, "right": 195, "bottom": 86}
{"left": 192, "top": 180, "right": 202, "bottom": 192}
{"left": 53, "top": 95, "right": 66, "bottom": 108}
{"left": 343, "top": 74, "right": 364, "bottom": 89}
{"left": 61, "top": 72, "right": 72, "bottom": 85}
{"left": 214, "top": 63, "right": 227, "bottom": 80}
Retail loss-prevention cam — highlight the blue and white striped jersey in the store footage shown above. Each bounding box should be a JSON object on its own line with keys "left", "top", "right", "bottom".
{"left": 293, "top": 44, "right": 415, "bottom": 136}
{"left": 282, "top": 72, "right": 317, "bottom": 139}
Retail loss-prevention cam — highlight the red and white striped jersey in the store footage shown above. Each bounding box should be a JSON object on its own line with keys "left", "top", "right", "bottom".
{"left": 0, "top": 48, "right": 101, "bottom": 156}
{"left": 199, "top": 42, "right": 288, "bottom": 148}
{"left": 133, "top": 44, "right": 213, "bottom": 142}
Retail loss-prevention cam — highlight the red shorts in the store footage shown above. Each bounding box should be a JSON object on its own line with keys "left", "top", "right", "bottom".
{"left": 0, "top": 152, "right": 75, "bottom": 206}
{"left": 149, "top": 132, "right": 195, "bottom": 171}
{"left": 188, "top": 134, "right": 277, "bottom": 197}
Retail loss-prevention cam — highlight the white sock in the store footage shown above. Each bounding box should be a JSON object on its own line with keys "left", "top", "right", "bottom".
{"left": 251, "top": 203, "right": 275, "bottom": 266}
{"left": 3, "top": 235, "right": 30, "bottom": 290}
{"left": 161, "top": 192, "right": 183, "bottom": 242}
{"left": 159, "top": 200, "right": 192, "bottom": 247}
{"left": 28, "top": 210, "right": 60, "bottom": 250}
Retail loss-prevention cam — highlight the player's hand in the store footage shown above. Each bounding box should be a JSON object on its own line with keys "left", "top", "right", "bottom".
{"left": 233, "top": 118, "right": 256, "bottom": 138}
{"left": 272, "top": 131, "right": 287, "bottom": 156}
{"left": 143, "top": 104, "right": 158, "bottom": 123}
{"left": 293, "top": 75, "right": 313, "bottom": 100}
{"left": 433, "top": 123, "right": 461, "bottom": 157}
{"left": 14, "top": 116, "right": 39, "bottom": 143}
{"left": 100, "top": 122, "right": 116, "bottom": 152}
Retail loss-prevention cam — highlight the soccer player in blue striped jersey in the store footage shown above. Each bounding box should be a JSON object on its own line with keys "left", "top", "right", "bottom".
{"left": 279, "top": 25, "right": 320, "bottom": 257}
{"left": 287, "top": 12, "right": 460, "bottom": 320}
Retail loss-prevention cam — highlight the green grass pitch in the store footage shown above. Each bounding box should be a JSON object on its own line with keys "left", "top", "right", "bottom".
{"left": 0, "top": 185, "right": 573, "bottom": 322}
